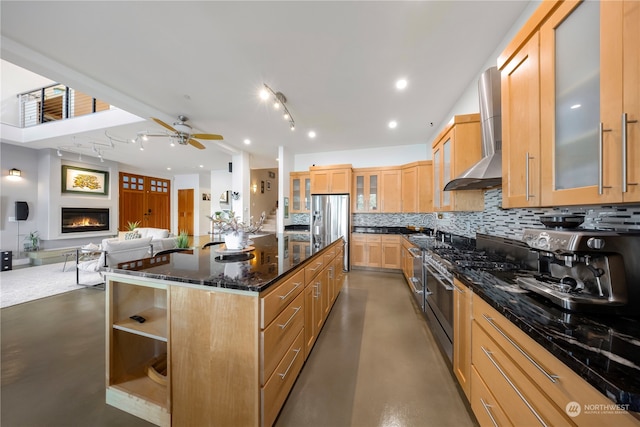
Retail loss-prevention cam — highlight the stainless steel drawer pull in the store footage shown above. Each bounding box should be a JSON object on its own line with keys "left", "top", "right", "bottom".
{"left": 480, "top": 398, "right": 499, "bottom": 427}
{"left": 278, "top": 348, "right": 301, "bottom": 380}
{"left": 525, "top": 152, "right": 534, "bottom": 201}
{"left": 277, "top": 306, "right": 302, "bottom": 330}
{"left": 278, "top": 283, "right": 301, "bottom": 300}
{"left": 309, "top": 262, "right": 322, "bottom": 272}
{"left": 409, "top": 277, "right": 423, "bottom": 294}
{"left": 481, "top": 346, "right": 548, "bottom": 427}
{"left": 482, "top": 314, "right": 559, "bottom": 383}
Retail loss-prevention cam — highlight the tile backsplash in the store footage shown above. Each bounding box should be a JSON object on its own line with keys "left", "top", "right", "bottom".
{"left": 292, "top": 189, "right": 640, "bottom": 241}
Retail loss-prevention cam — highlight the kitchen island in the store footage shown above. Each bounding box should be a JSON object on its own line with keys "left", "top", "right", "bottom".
{"left": 406, "top": 234, "right": 640, "bottom": 425}
{"left": 103, "top": 233, "right": 345, "bottom": 427}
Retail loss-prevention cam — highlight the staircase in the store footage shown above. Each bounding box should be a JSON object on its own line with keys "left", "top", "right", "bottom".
{"left": 260, "top": 209, "right": 278, "bottom": 233}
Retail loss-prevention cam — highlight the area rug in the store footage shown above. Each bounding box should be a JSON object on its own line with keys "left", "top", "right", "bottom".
{"left": 0, "top": 262, "right": 102, "bottom": 308}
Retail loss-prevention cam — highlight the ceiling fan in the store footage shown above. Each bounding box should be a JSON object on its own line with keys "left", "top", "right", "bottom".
{"left": 145, "top": 115, "right": 223, "bottom": 150}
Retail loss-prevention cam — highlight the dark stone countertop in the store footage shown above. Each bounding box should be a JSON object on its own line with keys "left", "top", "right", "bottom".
{"left": 402, "top": 234, "right": 640, "bottom": 412}
{"left": 104, "top": 233, "right": 336, "bottom": 293}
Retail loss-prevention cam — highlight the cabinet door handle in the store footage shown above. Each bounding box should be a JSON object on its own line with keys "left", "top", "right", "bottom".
{"left": 480, "top": 398, "right": 499, "bottom": 427}
{"left": 278, "top": 348, "right": 301, "bottom": 380}
{"left": 623, "top": 113, "right": 639, "bottom": 192}
{"left": 482, "top": 314, "right": 559, "bottom": 383}
{"left": 481, "top": 346, "right": 548, "bottom": 427}
{"left": 599, "top": 122, "right": 613, "bottom": 194}
{"left": 525, "top": 152, "right": 531, "bottom": 200}
{"left": 277, "top": 306, "right": 302, "bottom": 329}
{"left": 279, "top": 283, "right": 301, "bottom": 300}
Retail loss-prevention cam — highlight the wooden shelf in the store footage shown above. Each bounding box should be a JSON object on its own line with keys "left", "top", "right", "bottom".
{"left": 113, "top": 307, "right": 168, "bottom": 341}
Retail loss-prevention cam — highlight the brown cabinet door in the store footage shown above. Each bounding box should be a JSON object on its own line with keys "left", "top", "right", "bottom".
{"left": 178, "top": 189, "right": 194, "bottom": 235}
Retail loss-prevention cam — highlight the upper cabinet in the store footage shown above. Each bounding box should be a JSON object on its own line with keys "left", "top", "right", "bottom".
{"left": 500, "top": 0, "right": 639, "bottom": 208}
{"left": 432, "top": 114, "right": 485, "bottom": 212}
{"left": 290, "top": 172, "right": 311, "bottom": 213}
{"left": 310, "top": 164, "right": 352, "bottom": 194}
{"left": 352, "top": 167, "right": 401, "bottom": 213}
{"left": 401, "top": 161, "right": 433, "bottom": 213}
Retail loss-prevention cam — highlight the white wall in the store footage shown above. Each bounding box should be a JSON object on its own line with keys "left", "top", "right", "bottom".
{"left": 294, "top": 143, "right": 428, "bottom": 171}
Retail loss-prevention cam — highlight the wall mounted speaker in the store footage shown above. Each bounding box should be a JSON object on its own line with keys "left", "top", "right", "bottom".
{"left": 228, "top": 162, "right": 233, "bottom": 173}
{"left": 15, "top": 201, "right": 29, "bottom": 221}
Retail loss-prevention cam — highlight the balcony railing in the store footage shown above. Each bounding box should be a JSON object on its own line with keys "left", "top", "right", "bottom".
{"left": 18, "top": 83, "right": 111, "bottom": 128}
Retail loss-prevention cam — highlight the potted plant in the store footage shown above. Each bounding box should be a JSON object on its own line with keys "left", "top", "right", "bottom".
{"left": 127, "top": 220, "right": 141, "bottom": 231}
{"left": 175, "top": 231, "right": 190, "bottom": 249}
{"left": 206, "top": 211, "right": 247, "bottom": 250}
{"left": 24, "top": 230, "right": 40, "bottom": 252}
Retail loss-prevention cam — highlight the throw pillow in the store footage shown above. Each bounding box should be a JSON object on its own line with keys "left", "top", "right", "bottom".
{"left": 124, "top": 232, "right": 141, "bottom": 240}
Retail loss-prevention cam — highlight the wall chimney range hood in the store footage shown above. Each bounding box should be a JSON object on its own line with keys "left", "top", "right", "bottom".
{"left": 444, "top": 66, "right": 502, "bottom": 191}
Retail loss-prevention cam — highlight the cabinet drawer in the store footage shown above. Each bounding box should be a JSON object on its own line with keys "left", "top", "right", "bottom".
{"left": 262, "top": 329, "right": 305, "bottom": 427}
{"left": 381, "top": 235, "right": 400, "bottom": 244}
{"left": 472, "top": 322, "right": 570, "bottom": 427}
{"left": 324, "top": 251, "right": 335, "bottom": 265}
{"left": 304, "top": 259, "right": 324, "bottom": 284}
{"left": 261, "top": 292, "right": 304, "bottom": 384}
{"left": 365, "top": 234, "right": 382, "bottom": 243}
{"left": 470, "top": 365, "right": 512, "bottom": 427}
{"left": 261, "top": 269, "right": 304, "bottom": 329}
{"left": 473, "top": 297, "right": 640, "bottom": 427}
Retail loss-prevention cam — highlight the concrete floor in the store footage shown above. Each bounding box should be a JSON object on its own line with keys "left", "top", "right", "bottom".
{"left": 1, "top": 270, "right": 476, "bottom": 427}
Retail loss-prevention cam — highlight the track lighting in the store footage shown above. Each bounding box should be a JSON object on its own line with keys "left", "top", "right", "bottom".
{"left": 261, "top": 83, "right": 295, "bottom": 131}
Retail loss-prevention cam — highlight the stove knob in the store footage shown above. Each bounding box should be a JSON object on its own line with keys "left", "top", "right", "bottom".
{"left": 587, "top": 237, "right": 605, "bottom": 250}
{"left": 536, "top": 236, "right": 549, "bottom": 250}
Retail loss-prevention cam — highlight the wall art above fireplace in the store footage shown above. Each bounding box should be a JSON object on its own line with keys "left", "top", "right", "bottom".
{"left": 62, "top": 165, "right": 109, "bottom": 195}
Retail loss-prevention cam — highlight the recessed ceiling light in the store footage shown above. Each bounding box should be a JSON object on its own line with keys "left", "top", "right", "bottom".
{"left": 388, "top": 120, "right": 398, "bottom": 129}
{"left": 199, "top": 165, "right": 204, "bottom": 168}
{"left": 570, "top": 104, "right": 581, "bottom": 109}
{"left": 308, "top": 131, "right": 316, "bottom": 138}
{"left": 259, "top": 89, "right": 269, "bottom": 100}
{"left": 244, "top": 139, "right": 251, "bottom": 145}
{"left": 395, "top": 79, "right": 408, "bottom": 90}
{"left": 167, "top": 167, "right": 171, "bottom": 171}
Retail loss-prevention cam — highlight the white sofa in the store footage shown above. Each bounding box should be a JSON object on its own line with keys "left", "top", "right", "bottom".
{"left": 117, "top": 228, "right": 177, "bottom": 252}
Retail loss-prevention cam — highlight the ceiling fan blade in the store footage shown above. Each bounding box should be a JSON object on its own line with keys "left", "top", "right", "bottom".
{"left": 191, "top": 133, "right": 224, "bottom": 140}
{"left": 151, "top": 117, "right": 177, "bottom": 132}
{"left": 188, "top": 138, "right": 206, "bottom": 150}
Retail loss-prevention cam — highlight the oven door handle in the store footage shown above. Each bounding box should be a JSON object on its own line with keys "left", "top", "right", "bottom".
{"left": 409, "top": 277, "right": 424, "bottom": 295}
{"left": 425, "top": 264, "right": 454, "bottom": 291}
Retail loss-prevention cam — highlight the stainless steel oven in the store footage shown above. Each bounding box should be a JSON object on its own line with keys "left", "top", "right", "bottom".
{"left": 408, "top": 247, "right": 425, "bottom": 311}
{"left": 423, "top": 251, "right": 454, "bottom": 362}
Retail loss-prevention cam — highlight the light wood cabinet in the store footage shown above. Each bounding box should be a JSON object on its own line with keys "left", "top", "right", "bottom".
{"left": 289, "top": 172, "right": 311, "bottom": 213}
{"left": 381, "top": 235, "right": 401, "bottom": 270}
{"left": 352, "top": 167, "right": 401, "bottom": 212}
{"left": 401, "top": 238, "right": 415, "bottom": 282}
{"left": 500, "top": 0, "right": 640, "bottom": 208}
{"left": 310, "top": 164, "right": 352, "bottom": 194}
{"left": 471, "top": 295, "right": 640, "bottom": 427}
{"left": 401, "top": 161, "right": 433, "bottom": 213}
{"left": 350, "top": 233, "right": 381, "bottom": 268}
{"left": 452, "top": 279, "right": 471, "bottom": 400}
{"left": 432, "top": 114, "right": 485, "bottom": 212}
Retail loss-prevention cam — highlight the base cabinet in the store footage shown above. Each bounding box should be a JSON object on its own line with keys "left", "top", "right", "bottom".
{"left": 452, "top": 279, "right": 471, "bottom": 399}
{"left": 106, "top": 240, "right": 344, "bottom": 427}
{"left": 469, "top": 296, "right": 640, "bottom": 427}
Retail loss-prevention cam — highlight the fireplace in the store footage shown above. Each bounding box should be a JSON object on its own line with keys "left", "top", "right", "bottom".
{"left": 61, "top": 208, "right": 110, "bottom": 233}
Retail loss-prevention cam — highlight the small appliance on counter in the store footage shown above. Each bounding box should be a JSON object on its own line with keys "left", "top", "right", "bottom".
{"left": 519, "top": 228, "right": 640, "bottom": 314}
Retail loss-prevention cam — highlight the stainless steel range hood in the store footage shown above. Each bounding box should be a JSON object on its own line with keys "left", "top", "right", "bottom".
{"left": 444, "top": 66, "right": 502, "bottom": 191}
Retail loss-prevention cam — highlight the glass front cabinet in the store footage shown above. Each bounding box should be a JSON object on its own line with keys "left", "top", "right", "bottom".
{"left": 290, "top": 172, "right": 311, "bottom": 213}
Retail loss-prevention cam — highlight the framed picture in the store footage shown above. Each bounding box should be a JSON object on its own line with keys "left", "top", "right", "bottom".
{"left": 62, "top": 165, "right": 109, "bottom": 195}
{"left": 261, "top": 181, "right": 265, "bottom": 194}
{"left": 202, "top": 193, "right": 211, "bottom": 201}
{"left": 267, "top": 180, "right": 271, "bottom": 191}
{"left": 219, "top": 191, "right": 229, "bottom": 204}
{"left": 284, "top": 197, "right": 289, "bottom": 219}
{"left": 268, "top": 171, "right": 276, "bottom": 179}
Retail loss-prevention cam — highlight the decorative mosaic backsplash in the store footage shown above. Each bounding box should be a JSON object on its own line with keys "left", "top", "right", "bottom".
{"left": 293, "top": 190, "right": 640, "bottom": 241}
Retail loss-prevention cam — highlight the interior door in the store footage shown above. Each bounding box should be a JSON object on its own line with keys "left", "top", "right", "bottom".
{"left": 119, "top": 172, "right": 170, "bottom": 231}
{"left": 178, "top": 189, "right": 194, "bottom": 235}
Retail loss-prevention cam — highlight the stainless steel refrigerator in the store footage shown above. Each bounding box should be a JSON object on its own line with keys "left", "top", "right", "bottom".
{"left": 311, "top": 194, "right": 350, "bottom": 271}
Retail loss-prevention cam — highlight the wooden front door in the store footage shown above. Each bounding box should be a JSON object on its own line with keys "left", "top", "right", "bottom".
{"left": 119, "top": 172, "right": 170, "bottom": 230}
{"left": 178, "top": 189, "right": 194, "bottom": 235}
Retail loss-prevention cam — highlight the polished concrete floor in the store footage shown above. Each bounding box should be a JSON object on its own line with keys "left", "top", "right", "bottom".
{"left": 1, "top": 270, "right": 476, "bottom": 427}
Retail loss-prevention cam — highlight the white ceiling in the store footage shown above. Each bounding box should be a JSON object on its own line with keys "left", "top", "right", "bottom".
{"left": 0, "top": 1, "right": 531, "bottom": 175}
